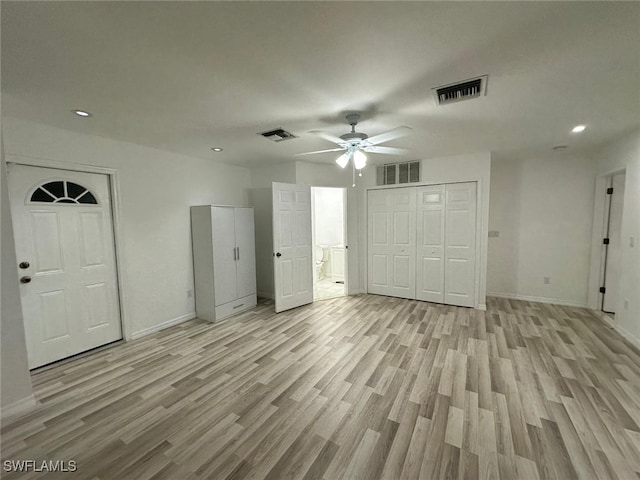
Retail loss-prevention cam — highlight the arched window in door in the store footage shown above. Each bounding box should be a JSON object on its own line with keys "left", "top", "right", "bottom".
{"left": 30, "top": 181, "right": 98, "bottom": 205}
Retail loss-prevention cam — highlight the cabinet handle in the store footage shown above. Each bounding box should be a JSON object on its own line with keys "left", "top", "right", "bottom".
{"left": 233, "top": 247, "right": 237, "bottom": 261}
{"left": 237, "top": 247, "right": 240, "bottom": 261}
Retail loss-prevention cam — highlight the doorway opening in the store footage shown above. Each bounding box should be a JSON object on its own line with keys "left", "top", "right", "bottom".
{"left": 311, "top": 187, "right": 347, "bottom": 301}
{"left": 600, "top": 171, "right": 625, "bottom": 316}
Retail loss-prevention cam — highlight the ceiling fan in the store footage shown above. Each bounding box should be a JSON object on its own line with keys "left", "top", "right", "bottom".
{"left": 297, "top": 114, "right": 412, "bottom": 171}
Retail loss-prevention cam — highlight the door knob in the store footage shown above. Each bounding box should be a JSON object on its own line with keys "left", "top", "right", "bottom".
{"left": 275, "top": 252, "right": 282, "bottom": 257}
{"left": 20, "top": 276, "right": 32, "bottom": 284}
{"left": 19, "top": 261, "right": 30, "bottom": 269}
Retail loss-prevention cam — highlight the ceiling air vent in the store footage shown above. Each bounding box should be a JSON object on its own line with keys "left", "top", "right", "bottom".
{"left": 433, "top": 75, "right": 488, "bottom": 106}
{"left": 377, "top": 161, "right": 420, "bottom": 186}
{"left": 259, "top": 128, "right": 297, "bottom": 142}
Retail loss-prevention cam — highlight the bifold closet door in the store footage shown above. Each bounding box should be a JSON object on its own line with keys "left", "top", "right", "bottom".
{"left": 367, "top": 188, "right": 416, "bottom": 299}
{"left": 444, "top": 182, "right": 477, "bottom": 307}
{"left": 416, "top": 185, "right": 445, "bottom": 303}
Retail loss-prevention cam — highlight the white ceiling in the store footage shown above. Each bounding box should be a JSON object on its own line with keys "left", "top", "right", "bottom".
{"left": 2, "top": 1, "right": 639, "bottom": 167}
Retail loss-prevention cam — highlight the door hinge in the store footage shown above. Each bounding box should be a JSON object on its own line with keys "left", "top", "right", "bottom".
{"left": 603, "top": 238, "right": 610, "bottom": 245}
{"left": 607, "top": 187, "right": 614, "bottom": 194}
{"left": 599, "top": 286, "right": 606, "bottom": 294}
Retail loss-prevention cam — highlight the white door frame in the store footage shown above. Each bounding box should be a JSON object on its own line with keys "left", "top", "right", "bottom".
{"left": 364, "top": 179, "right": 483, "bottom": 309}
{"left": 6, "top": 154, "right": 132, "bottom": 341}
{"left": 587, "top": 167, "right": 626, "bottom": 313}
{"left": 311, "top": 186, "right": 349, "bottom": 299}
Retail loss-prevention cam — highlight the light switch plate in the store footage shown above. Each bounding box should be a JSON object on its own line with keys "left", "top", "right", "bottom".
{"left": 488, "top": 230, "right": 500, "bottom": 238}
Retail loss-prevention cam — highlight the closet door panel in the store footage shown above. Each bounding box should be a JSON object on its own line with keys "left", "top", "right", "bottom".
{"left": 416, "top": 185, "right": 445, "bottom": 303}
{"left": 444, "top": 182, "right": 477, "bottom": 307}
{"left": 367, "top": 188, "right": 416, "bottom": 298}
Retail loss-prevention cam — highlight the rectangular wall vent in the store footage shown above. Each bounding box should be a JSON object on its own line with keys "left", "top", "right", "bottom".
{"left": 432, "top": 75, "right": 488, "bottom": 106}
{"left": 376, "top": 161, "right": 420, "bottom": 186}
{"left": 259, "top": 128, "right": 297, "bottom": 142}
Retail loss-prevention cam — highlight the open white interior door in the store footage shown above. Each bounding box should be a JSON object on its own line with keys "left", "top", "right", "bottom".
{"left": 272, "top": 182, "right": 313, "bottom": 313}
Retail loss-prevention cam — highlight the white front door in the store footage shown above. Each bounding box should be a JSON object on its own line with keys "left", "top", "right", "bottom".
{"left": 416, "top": 184, "right": 445, "bottom": 303}
{"left": 272, "top": 182, "right": 313, "bottom": 313}
{"left": 367, "top": 188, "right": 416, "bottom": 299}
{"left": 7, "top": 164, "right": 122, "bottom": 369}
{"left": 444, "top": 182, "right": 477, "bottom": 307}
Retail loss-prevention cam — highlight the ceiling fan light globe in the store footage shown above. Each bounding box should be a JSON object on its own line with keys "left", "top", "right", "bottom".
{"left": 354, "top": 150, "right": 367, "bottom": 169}
{"left": 336, "top": 153, "right": 349, "bottom": 168}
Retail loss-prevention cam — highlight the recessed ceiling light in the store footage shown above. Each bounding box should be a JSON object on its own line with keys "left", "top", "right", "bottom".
{"left": 572, "top": 125, "right": 586, "bottom": 133}
{"left": 211, "top": 147, "right": 223, "bottom": 152}
{"left": 71, "top": 109, "right": 93, "bottom": 118}
{"left": 552, "top": 145, "right": 568, "bottom": 151}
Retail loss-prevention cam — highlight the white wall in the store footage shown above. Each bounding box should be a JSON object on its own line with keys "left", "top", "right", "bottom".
{"left": 488, "top": 152, "right": 597, "bottom": 307}
{"left": 592, "top": 130, "right": 640, "bottom": 346}
{"left": 312, "top": 187, "right": 344, "bottom": 247}
{"left": 250, "top": 162, "right": 296, "bottom": 189}
{"left": 1, "top": 129, "right": 35, "bottom": 417}
{"left": 359, "top": 152, "right": 491, "bottom": 308}
{"left": 248, "top": 162, "right": 296, "bottom": 299}
{"left": 2, "top": 117, "right": 251, "bottom": 339}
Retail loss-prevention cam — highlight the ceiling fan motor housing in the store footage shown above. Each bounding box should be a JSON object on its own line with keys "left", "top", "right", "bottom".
{"left": 340, "top": 131, "right": 368, "bottom": 144}
{"left": 340, "top": 113, "right": 368, "bottom": 145}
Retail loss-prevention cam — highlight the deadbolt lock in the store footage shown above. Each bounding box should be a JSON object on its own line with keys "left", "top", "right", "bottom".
{"left": 19, "top": 261, "right": 30, "bottom": 269}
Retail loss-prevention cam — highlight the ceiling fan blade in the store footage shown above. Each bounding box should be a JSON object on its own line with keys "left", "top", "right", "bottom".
{"left": 363, "top": 146, "right": 409, "bottom": 155}
{"left": 295, "top": 147, "right": 345, "bottom": 157}
{"left": 309, "top": 130, "right": 346, "bottom": 145}
{"left": 364, "top": 126, "right": 412, "bottom": 146}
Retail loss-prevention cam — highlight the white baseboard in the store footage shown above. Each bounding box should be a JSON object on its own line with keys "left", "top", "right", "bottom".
{"left": 130, "top": 312, "right": 196, "bottom": 340}
{"left": 257, "top": 291, "right": 274, "bottom": 300}
{"left": 487, "top": 292, "right": 587, "bottom": 309}
{"left": 615, "top": 324, "right": 640, "bottom": 351}
{"left": 1, "top": 394, "right": 37, "bottom": 422}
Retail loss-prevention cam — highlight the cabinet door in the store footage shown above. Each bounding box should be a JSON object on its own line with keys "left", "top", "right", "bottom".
{"left": 416, "top": 185, "right": 445, "bottom": 303}
{"left": 212, "top": 207, "right": 238, "bottom": 306}
{"left": 234, "top": 207, "right": 257, "bottom": 298}
{"left": 367, "top": 188, "right": 416, "bottom": 299}
{"left": 444, "top": 182, "right": 477, "bottom": 307}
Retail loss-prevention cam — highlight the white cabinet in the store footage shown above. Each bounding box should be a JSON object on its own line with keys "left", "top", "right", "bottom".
{"left": 191, "top": 205, "right": 257, "bottom": 322}
{"left": 367, "top": 182, "right": 477, "bottom": 308}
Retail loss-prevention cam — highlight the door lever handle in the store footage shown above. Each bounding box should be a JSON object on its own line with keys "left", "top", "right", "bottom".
{"left": 275, "top": 252, "right": 282, "bottom": 258}
{"left": 20, "top": 276, "right": 32, "bottom": 284}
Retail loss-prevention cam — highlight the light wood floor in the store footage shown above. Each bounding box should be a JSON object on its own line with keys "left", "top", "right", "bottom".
{"left": 2, "top": 295, "right": 640, "bottom": 479}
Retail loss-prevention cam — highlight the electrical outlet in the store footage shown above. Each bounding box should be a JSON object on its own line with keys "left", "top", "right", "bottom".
{"left": 187, "top": 289, "right": 193, "bottom": 298}
{"left": 543, "top": 276, "right": 551, "bottom": 285}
